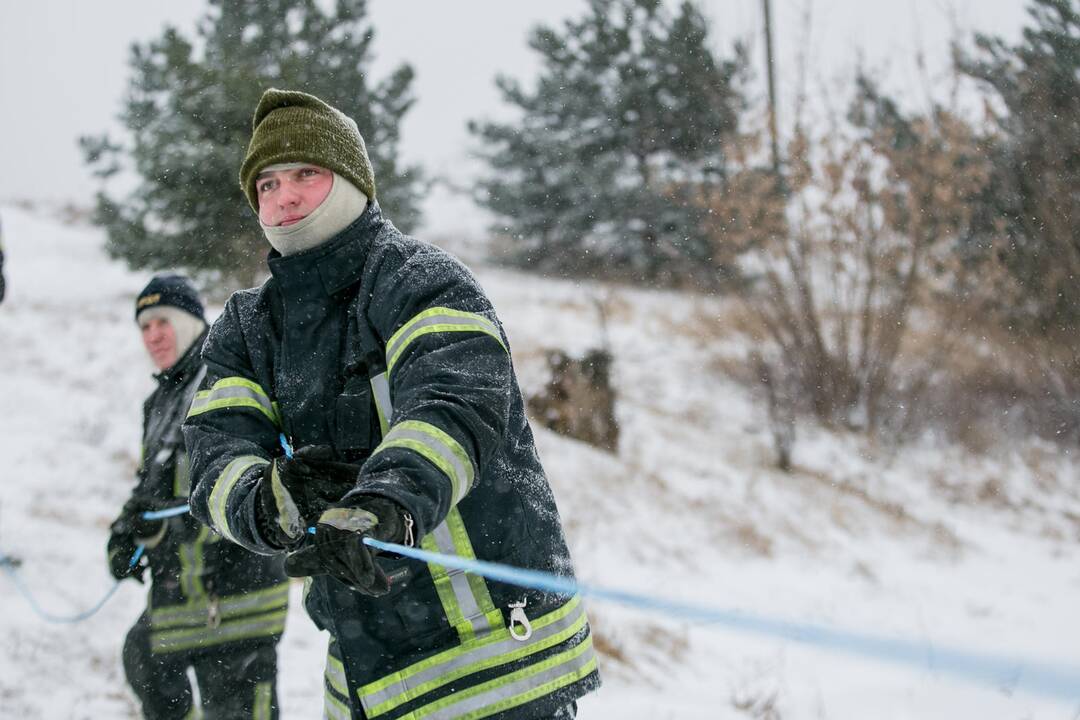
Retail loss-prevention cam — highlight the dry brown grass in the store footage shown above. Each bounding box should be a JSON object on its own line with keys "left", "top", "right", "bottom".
{"left": 585, "top": 611, "right": 691, "bottom": 686}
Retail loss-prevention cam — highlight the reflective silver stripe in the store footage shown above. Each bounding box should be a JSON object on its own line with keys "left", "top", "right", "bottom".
{"left": 173, "top": 451, "right": 191, "bottom": 496}
{"left": 417, "top": 636, "right": 596, "bottom": 720}
{"left": 326, "top": 650, "right": 349, "bottom": 696}
{"left": 385, "top": 307, "right": 505, "bottom": 375}
{"left": 326, "top": 645, "right": 352, "bottom": 720}
{"left": 369, "top": 372, "right": 392, "bottom": 437}
{"left": 187, "top": 377, "right": 280, "bottom": 426}
{"left": 325, "top": 692, "right": 352, "bottom": 720}
{"left": 208, "top": 456, "right": 268, "bottom": 544}
{"left": 254, "top": 681, "right": 273, "bottom": 720}
{"left": 429, "top": 522, "right": 493, "bottom": 637}
{"left": 151, "top": 583, "right": 290, "bottom": 628}
{"left": 376, "top": 421, "right": 473, "bottom": 505}
{"left": 420, "top": 509, "right": 501, "bottom": 647}
{"left": 150, "top": 613, "right": 286, "bottom": 653}
{"left": 176, "top": 526, "right": 207, "bottom": 600}
{"left": 359, "top": 597, "right": 588, "bottom": 715}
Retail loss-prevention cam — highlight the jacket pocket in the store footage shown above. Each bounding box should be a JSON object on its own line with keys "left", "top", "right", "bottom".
{"left": 335, "top": 389, "right": 375, "bottom": 454}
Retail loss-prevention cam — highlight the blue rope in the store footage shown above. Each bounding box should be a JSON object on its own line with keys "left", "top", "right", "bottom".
{"left": 0, "top": 555, "right": 124, "bottom": 624}
{"left": 0, "top": 505, "right": 184, "bottom": 624}
{"left": 141, "top": 504, "right": 191, "bottom": 521}
{"left": 0, "top": 543, "right": 145, "bottom": 624}
{"left": 364, "top": 537, "right": 1080, "bottom": 702}
{"left": 279, "top": 429, "right": 1080, "bottom": 701}
{"left": 17, "top": 431, "right": 1072, "bottom": 700}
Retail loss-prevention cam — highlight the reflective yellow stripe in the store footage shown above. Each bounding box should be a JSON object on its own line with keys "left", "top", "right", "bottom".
{"left": 254, "top": 681, "right": 273, "bottom": 720}
{"left": 374, "top": 420, "right": 474, "bottom": 506}
{"left": 177, "top": 526, "right": 209, "bottom": 601}
{"left": 414, "top": 635, "right": 597, "bottom": 720}
{"left": 422, "top": 510, "right": 501, "bottom": 644}
{"left": 370, "top": 372, "right": 392, "bottom": 437}
{"left": 385, "top": 307, "right": 505, "bottom": 376}
{"left": 173, "top": 450, "right": 192, "bottom": 497}
{"left": 150, "top": 610, "right": 286, "bottom": 654}
{"left": 326, "top": 641, "right": 353, "bottom": 720}
{"left": 325, "top": 691, "right": 352, "bottom": 720}
{"left": 326, "top": 648, "right": 349, "bottom": 697}
{"left": 359, "top": 596, "right": 587, "bottom": 717}
{"left": 150, "top": 583, "right": 290, "bottom": 629}
{"left": 187, "top": 377, "right": 281, "bottom": 426}
{"left": 208, "top": 456, "right": 268, "bottom": 544}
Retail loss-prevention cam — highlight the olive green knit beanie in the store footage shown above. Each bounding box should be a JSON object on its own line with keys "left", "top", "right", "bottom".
{"left": 239, "top": 89, "right": 376, "bottom": 212}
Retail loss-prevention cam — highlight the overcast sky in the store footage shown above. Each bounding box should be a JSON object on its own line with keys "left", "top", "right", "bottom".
{"left": 0, "top": 0, "right": 1028, "bottom": 236}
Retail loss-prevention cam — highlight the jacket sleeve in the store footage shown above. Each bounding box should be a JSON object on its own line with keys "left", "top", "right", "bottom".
{"left": 347, "top": 246, "right": 516, "bottom": 539}
{"left": 182, "top": 295, "right": 279, "bottom": 555}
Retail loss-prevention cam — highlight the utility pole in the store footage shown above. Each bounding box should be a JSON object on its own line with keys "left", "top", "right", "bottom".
{"left": 762, "top": 0, "right": 781, "bottom": 175}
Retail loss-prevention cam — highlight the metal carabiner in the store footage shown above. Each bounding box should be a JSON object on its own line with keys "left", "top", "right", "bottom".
{"left": 508, "top": 599, "right": 533, "bottom": 642}
{"left": 207, "top": 596, "right": 222, "bottom": 629}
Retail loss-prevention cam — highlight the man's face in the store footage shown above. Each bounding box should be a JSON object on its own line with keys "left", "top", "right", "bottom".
{"left": 141, "top": 316, "right": 178, "bottom": 370}
{"left": 256, "top": 164, "right": 334, "bottom": 227}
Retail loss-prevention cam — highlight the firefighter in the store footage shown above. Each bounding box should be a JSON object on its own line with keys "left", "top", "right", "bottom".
{"left": 108, "top": 274, "right": 289, "bottom": 719}
{"left": 184, "top": 89, "right": 600, "bottom": 719}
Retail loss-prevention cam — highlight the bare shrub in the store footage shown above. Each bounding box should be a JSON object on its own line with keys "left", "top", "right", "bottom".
{"left": 750, "top": 352, "right": 796, "bottom": 472}
{"left": 526, "top": 348, "right": 620, "bottom": 452}
{"left": 716, "top": 81, "right": 996, "bottom": 448}
{"left": 731, "top": 688, "right": 782, "bottom": 720}
{"left": 907, "top": 315, "right": 1080, "bottom": 449}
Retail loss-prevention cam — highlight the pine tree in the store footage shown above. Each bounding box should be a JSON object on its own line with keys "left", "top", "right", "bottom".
{"left": 469, "top": 0, "right": 747, "bottom": 289}
{"left": 81, "top": 0, "right": 422, "bottom": 287}
{"left": 956, "top": 0, "right": 1080, "bottom": 334}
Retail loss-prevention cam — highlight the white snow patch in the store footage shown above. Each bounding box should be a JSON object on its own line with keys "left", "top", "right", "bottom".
{"left": 1, "top": 205, "right": 1077, "bottom": 718}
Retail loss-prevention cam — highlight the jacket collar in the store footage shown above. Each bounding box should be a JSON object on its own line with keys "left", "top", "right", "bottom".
{"left": 266, "top": 200, "right": 383, "bottom": 298}
{"left": 155, "top": 328, "right": 208, "bottom": 387}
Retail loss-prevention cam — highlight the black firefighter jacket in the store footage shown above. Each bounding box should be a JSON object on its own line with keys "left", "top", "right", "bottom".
{"left": 183, "top": 201, "right": 600, "bottom": 720}
{"left": 116, "top": 331, "right": 289, "bottom": 656}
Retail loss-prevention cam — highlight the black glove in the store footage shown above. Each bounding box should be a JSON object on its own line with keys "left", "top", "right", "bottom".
{"left": 283, "top": 497, "right": 408, "bottom": 597}
{"left": 121, "top": 495, "right": 181, "bottom": 545}
{"left": 106, "top": 525, "right": 147, "bottom": 583}
{"left": 256, "top": 445, "right": 361, "bottom": 549}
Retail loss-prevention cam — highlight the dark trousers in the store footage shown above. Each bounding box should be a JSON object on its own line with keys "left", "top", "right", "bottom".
{"left": 123, "top": 612, "right": 279, "bottom": 719}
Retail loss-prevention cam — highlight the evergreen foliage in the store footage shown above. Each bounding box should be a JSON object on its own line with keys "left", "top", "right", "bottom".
{"left": 956, "top": 0, "right": 1080, "bottom": 333}
{"left": 82, "top": 0, "right": 422, "bottom": 287}
{"left": 469, "top": 0, "right": 748, "bottom": 288}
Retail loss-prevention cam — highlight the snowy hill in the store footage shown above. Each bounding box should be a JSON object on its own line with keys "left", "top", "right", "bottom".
{"left": 0, "top": 204, "right": 1078, "bottom": 718}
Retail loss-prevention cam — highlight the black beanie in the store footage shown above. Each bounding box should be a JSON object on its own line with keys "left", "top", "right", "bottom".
{"left": 135, "top": 274, "right": 205, "bottom": 322}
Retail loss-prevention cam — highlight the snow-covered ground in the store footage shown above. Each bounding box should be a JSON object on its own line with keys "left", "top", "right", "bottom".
{"left": 0, "top": 204, "right": 1078, "bottom": 718}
